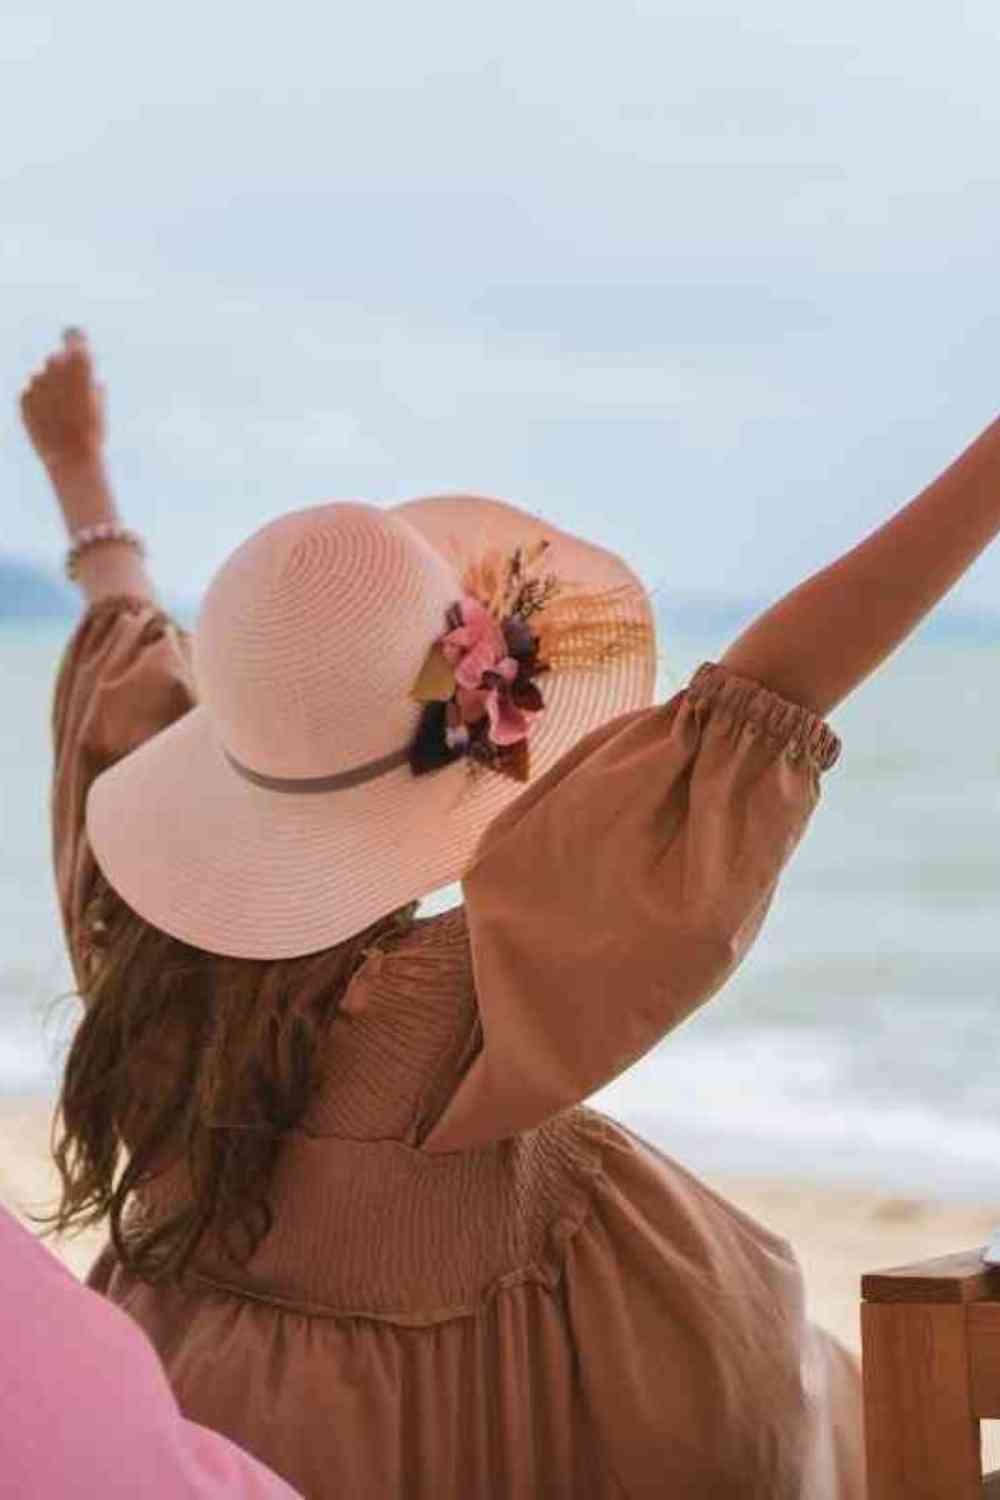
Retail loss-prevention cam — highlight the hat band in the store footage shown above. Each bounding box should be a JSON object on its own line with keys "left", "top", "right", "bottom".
{"left": 223, "top": 744, "right": 411, "bottom": 794}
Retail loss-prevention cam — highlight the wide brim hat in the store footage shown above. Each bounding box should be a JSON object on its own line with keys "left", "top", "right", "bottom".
{"left": 86, "top": 494, "right": 658, "bottom": 959}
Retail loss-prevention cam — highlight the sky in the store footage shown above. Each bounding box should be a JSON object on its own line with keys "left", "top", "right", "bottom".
{"left": 2, "top": 0, "right": 998, "bottom": 613}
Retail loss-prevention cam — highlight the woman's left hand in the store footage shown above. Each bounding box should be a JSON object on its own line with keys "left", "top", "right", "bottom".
{"left": 19, "top": 327, "right": 106, "bottom": 475}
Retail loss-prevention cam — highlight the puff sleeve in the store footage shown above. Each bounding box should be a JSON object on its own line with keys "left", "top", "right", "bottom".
{"left": 421, "top": 660, "right": 842, "bottom": 1153}
{"left": 51, "top": 594, "right": 196, "bottom": 986}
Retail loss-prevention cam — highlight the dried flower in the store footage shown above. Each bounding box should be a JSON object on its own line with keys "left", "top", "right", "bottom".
{"left": 408, "top": 535, "right": 655, "bottom": 784}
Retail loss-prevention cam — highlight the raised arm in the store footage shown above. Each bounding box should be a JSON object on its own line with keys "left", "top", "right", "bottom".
{"left": 19, "top": 327, "right": 157, "bottom": 606}
{"left": 719, "top": 413, "right": 1000, "bottom": 717}
{"left": 17, "top": 330, "right": 194, "bottom": 977}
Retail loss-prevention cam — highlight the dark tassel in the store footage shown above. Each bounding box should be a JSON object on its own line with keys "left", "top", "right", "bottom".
{"left": 408, "top": 701, "right": 468, "bottom": 776}
{"left": 509, "top": 678, "right": 544, "bottom": 712}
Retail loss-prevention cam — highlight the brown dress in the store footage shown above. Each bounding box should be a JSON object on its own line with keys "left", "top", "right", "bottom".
{"left": 52, "top": 596, "right": 865, "bottom": 1500}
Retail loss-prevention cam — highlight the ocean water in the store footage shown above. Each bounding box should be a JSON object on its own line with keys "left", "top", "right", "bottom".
{"left": 3, "top": 617, "right": 1000, "bottom": 1202}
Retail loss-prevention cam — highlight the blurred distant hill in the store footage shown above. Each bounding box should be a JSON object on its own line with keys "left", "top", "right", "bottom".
{"left": 2, "top": 556, "right": 998, "bottom": 644}
{"left": 658, "top": 591, "right": 1000, "bottom": 646}
{"left": 0, "top": 556, "right": 77, "bottom": 618}
{"left": 0, "top": 557, "right": 194, "bottom": 625}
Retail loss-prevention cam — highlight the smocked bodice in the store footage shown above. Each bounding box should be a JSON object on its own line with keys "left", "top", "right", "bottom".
{"left": 301, "top": 906, "right": 480, "bottom": 1145}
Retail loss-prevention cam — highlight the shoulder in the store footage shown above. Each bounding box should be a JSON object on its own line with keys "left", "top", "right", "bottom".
{"left": 344, "top": 903, "right": 472, "bottom": 996}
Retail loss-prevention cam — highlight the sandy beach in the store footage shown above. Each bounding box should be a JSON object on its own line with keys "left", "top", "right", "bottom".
{"left": 3, "top": 1093, "right": 998, "bottom": 1358}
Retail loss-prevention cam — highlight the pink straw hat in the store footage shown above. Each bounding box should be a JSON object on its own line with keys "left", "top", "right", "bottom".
{"left": 86, "top": 494, "right": 657, "bottom": 959}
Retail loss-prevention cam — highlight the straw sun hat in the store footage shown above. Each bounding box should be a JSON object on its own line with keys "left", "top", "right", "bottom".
{"left": 86, "top": 494, "right": 658, "bottom": 960}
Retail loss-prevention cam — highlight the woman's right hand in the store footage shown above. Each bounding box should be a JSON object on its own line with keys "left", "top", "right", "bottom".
{"left": 19, "top": 327, "right": 107, "bottom": 477}
{"left": 18, "top": 327, "right": 155, "bottom": 604}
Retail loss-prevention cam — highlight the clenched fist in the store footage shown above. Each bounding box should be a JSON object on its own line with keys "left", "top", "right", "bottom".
{"left": 20, "top": 327, "right": 106, "bottom": 473}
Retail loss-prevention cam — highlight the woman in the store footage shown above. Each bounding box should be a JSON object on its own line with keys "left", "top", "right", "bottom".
{"left": 20, "top": 327, "right": 1000, "bottom": 1497}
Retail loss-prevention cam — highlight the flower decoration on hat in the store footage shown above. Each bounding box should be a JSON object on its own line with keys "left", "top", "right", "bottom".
{"left": 408, "top": 539, "right": 558, "bottom": 783}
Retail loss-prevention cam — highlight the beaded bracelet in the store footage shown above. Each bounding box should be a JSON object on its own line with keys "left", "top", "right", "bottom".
{"left": 65, "top": 521, "right": 147, "bottom": 582}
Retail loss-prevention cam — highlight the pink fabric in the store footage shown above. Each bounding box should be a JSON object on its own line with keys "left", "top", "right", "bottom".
{"left": 0, "top": 1205, "right": 300, "bottom": 1499}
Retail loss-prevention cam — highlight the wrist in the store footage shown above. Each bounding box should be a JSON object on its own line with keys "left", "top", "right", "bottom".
{"left": 72, "top": 542, "right": 156, "bottom": 608}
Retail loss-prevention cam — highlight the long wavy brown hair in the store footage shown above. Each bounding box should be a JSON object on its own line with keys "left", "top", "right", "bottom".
{"left": 39, "top": 871, "right": 418, "bottom": 1283}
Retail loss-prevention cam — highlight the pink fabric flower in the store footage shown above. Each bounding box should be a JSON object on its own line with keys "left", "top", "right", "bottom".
{"left": 463, "top": 658, "right": 522, "bottom": 745}
{"left": 441, "top": 597, "right": 509, "bottom": 691}
{"left": 439, "top": 593, "right": 544, "bottom": 752}
{"left": 486, "top": 687, "right": 532, "bottom": 745}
